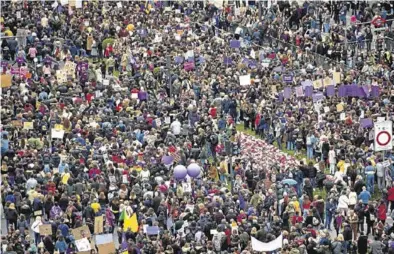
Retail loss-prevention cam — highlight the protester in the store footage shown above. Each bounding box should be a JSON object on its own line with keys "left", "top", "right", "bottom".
{"left": 1, "top": 1, "right": 394, "bottom": 254}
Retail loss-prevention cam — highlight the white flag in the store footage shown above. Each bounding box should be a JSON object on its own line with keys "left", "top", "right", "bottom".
{"left": 251, "top": 234, "right": 283, "bottom": 252}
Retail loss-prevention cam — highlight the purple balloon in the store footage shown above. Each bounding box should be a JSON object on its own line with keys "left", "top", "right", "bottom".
{"left": 162, "top": 155, "right": 174, "bottom": 165}
{"left": 173, "top": 165, "right": 187, "bottom": 180}
{"left": 187, "top": 163, "right": 201, "bottom": 178}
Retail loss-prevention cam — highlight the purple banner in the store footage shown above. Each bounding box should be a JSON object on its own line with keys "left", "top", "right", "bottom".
{"left": 283, "top": 75, "right": 293, "bottom": 83}
{"left": 362, "top": 86, "right": 370, "bottom": 97}
{"left": 371, "top": 86, "right": 380, "bottom": 98}
{"left": 230, "top": 40, "right": 241, "bottom": 48}
{"left": 360, "top": 118, "right": 373, "bottom": 128}
{"left": 278, "top": 92, "right": 284, "bottom": 102}
{"left": 224, "top": 57, "right": 232, "bottom": 65}
{"left": 326, "top": 85, "right": 335, "bottom": 97}
{"left": 312, "top": 93, "right": 324, "bottom": 102}
{"left": 199, "top": 56, "right": 205, "bottom": 63}
{"left": 304, "top": 86, "right": 313, "bottom": 97}
{"left": 338, "top": 85, "right": 346, "bottom": 97}
{"left": 284, "top": 87, "right": 292, "bottom": 99}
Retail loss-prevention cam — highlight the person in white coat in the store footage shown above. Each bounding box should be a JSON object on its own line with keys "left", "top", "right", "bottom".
{"left": 348, "top": 188, "right": 358, "bottom": 210}
{"left": 31, "top": 216, "right": 43, "bottom": 245}
{"left": 338, "top": 192, "right": 349, "bottom": 217}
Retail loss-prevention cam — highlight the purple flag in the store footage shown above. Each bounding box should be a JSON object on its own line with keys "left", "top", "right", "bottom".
{"left": 338, "top": 85, "right": 347, "bottom": 97}
{"left": 121, "top": 232, "right": 128, "bottom": 250}
{"left": 371, "top": 86, "right": 380, "bottom": 98}
{"left": 187, "top": 57, "right": 195, "bottom": 62}
{"left": 312, "top": 93, "right": 324, "bottom": 102}
{"left": 284, "top": 87, "right": 292, "bottom": 99}
{"left": 224, "top": 57, "right": 232, "bottom": 65}
{"left": 278, "top": 92, "right": 284, "bottom": 102}
{"left": 360, "top": 118, "right": 373, "bottom": 128}
{"left": 175, "top": 56, "right": 184, "bottom": 64}
{"left": 304, "top": 86, "right": 313, "bottom": 97}
{"left": 146, "top": 226, "right": 160, "bottom": 235}
{"left": 248, "top": 60, "right": 257, "bottom": 68}
{"left": 230, "top": 40, "right": 241, "bottom": 48}
{"left": 326, "top": 85, "right": 335, "bottom": 97}
{"left": 183, "top": 62, "right": 195, "bottom": 71}
{"left": 199, "top": 56, "right": 205, "bottom": 63}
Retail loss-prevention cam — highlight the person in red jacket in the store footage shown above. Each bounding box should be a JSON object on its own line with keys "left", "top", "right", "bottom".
{"left": 387, "top": 184, "right": 394, "bottom": 212}
{"left": 377, "top": 200, "right": 387, "bottom": 224}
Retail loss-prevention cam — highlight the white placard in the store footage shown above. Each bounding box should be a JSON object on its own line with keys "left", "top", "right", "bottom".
{"left": 131, "top": 93, "right": 138, "bottom": 99}
{"left": 377, "top": 117, "right": 386, "bottom": 122}
{"left": 117, "top": 2, "right": 122, "bottom": 8}
{"left": 250, "top": 49, "right": 256, "bottom": 59}
{"left": 340, "top": 113, "right": 346, "bottom": 120}
{"left": 122, "top": 175, "right": 128, "bottom": 184}
{"left": 186, "top": 204, "right": 194, "bottom": 213}
{"left": 251, "top": 235, "right": 283, "bottom": 252}
{"left": 174, "top": 34, "right": 181, "bottom": 41}
{"left": 239, "top": 74, "right": 251, "bottom": 86}
{"left": 182, "top": 183, "right": 192, "bottom": 192}
{"left": 60, "top": 0, "right": 68, "bottom": 5}
{"left": 52, "top": 1, "right": 58, "bottom": 9}
{"left": 75, "top": 238, "right": 91, "bottom": 252}
{"left": 324, "top": 106, "right": 330, "bottom": 113}
{"left": 75, "top": 0, "right": 82, "bottom": 8}
{"left": 16, "top": 11, "right": 21, "bottom": 19}
{"left": 103, "top": 79, "right": 109, "bottom": 86}
{"left": 51, "top": 129, "right": 65, "bottom": 139}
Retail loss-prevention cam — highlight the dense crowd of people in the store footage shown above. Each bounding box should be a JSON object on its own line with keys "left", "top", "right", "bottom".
{"left": 1, "top": 0, "right": 394, "bottom": 254}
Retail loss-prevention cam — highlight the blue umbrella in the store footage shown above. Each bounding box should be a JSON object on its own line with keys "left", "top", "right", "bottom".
{"left": 282, "top": 179, "right": 297, "bottom": 185}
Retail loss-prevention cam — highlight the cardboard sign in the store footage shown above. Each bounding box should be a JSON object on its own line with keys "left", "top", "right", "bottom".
{"left": 72, "top": 225, "right": 91, "bottom": 240}
{"left": 336, "top": 104, "right": 344, "bottom": 112}
{"left": 323, "top": 77, "right": 332, "bottom": 87}
{"left": 333, "top": 72, "right": 341, "bottom": 84}
{"left": 39, "top": 224, "right": 52, "bottom": 235}
{"left": 97, "top": 242, "right": 116, "bottom": 254}
{"left": 313, "top": 79, "right": 322, "bottom": 89}
{"left": 94, "top": 216, "right": 104, "bottom": 234}
{"left": 11, "top": 120, "right": 23, "bottom": 128}
{"left": 1, "top": 74, "right": 12, "bottom": 88}
{"left": 23, "top": 122, "right": 33, "bottom": 130}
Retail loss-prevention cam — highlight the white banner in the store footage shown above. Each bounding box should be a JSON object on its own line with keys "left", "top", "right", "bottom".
{"left": 251, "top": 234, "right": 283, "bottom": 252}
{"left": 374, "top": 121, "right": 393, "bottom": 152}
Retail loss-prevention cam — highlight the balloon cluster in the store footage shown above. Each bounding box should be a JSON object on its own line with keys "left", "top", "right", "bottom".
{"left": 173, "top": 163, "right": 201, "bottom": 180}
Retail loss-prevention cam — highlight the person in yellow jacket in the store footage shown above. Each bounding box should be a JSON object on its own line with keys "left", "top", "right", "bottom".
{"left": 91, "top": 199, "right": 101, "bottom": 214}
{"left": 337, "top": 159, "right": 345, "bottom": 173}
